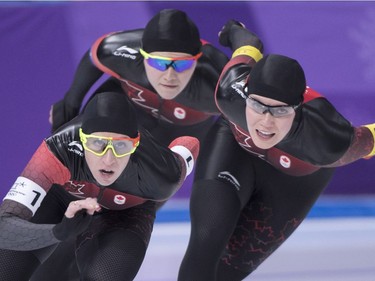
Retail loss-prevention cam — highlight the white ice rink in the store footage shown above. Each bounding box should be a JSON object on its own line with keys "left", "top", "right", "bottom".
{"left": 136, "top": 197, "right": 375, "bottom": 281}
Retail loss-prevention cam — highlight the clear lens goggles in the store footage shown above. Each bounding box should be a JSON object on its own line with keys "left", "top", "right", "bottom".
{"left": 79, "top": 128, "right": 140, "bottom": 158}
{"left": 140, "top": 48, "right": 202, "bottom": 73}
{"left": 246, "top": 96, "right": 300, "bottom": 117}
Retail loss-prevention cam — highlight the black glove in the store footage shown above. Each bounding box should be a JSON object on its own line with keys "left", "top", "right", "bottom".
{"left": 219, "top": 20, "right": 263, "bottom": 52}
{"left": 52, "top": 210, "right": 92, "bottom": 241}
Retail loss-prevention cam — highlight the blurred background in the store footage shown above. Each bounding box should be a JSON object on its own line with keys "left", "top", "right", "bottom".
{"left": 1, "top": 2, "right": 375, "bottom": 280}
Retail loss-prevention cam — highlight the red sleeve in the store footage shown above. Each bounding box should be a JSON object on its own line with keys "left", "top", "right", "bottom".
{"left": 21, "top": 141, "right": 71, "bottom": 192}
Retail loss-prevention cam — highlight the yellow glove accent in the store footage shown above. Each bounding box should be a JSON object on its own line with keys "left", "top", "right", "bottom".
{"left": 232, "top": 45, "right": 263, "bottom": 62}
{"left": 364, "top": 123, "right": 375, "bottom": 158}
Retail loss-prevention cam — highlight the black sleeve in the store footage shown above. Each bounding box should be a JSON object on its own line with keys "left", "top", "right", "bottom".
{"left": 278, "top": 97, "right": 354, "bottom": 165}
{"left": 115, "top": 127, "right": 184, "bottom": 201}
{"left": 215, "top": 59, "right": 252, "bottom": 131}
{"left": 51, "top": 50, "right": 105, "bottom": 132}
{"left": 93, "top": 29, "right": 147, "bottom": 83}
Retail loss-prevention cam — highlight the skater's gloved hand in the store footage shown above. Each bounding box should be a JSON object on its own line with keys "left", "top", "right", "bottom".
{"left": 363, "top": 123, "right": 375, "bottom": 159}
{"left": 52, "top": 198, "right": 101, "bottom": 241}
{"left": 219, "top": 20, "right": 264, "bottom": 53}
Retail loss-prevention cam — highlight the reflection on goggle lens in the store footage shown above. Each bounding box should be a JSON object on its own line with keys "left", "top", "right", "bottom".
{"left": 79, "top": 128, "right": 140, "bottom": 158}
{"left": 246, "top": 96, "right": 300, "bottom": 117}
{"left": 140, "top": 48, "right": 202, "bottom": 73}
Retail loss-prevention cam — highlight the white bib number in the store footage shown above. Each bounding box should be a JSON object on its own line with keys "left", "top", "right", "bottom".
{"left": 170, "top": 145, "right": 194, "bottom": 178}
{"left": 3, "top": 176, "right": 46, "bottom": 215}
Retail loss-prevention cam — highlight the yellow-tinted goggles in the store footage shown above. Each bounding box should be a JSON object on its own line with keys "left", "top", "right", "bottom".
{"left": 79, "top": 128, "right": 140, "bottom": 158}
{"left": 140, "top": 48, "right": 202, "bottom": 73}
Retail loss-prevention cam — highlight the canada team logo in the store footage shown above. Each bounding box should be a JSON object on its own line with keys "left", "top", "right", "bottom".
{"left": 280, "top": 155, "right": 291, "bottom": 168}
{"left": 66, "top": 181, "right": 85, "bottom": 195}
{"left": 174, "top": 107, "right": 186, "bottom": 119}
{"left": 114, "top": 195, "right": 126, "bottom": 205}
